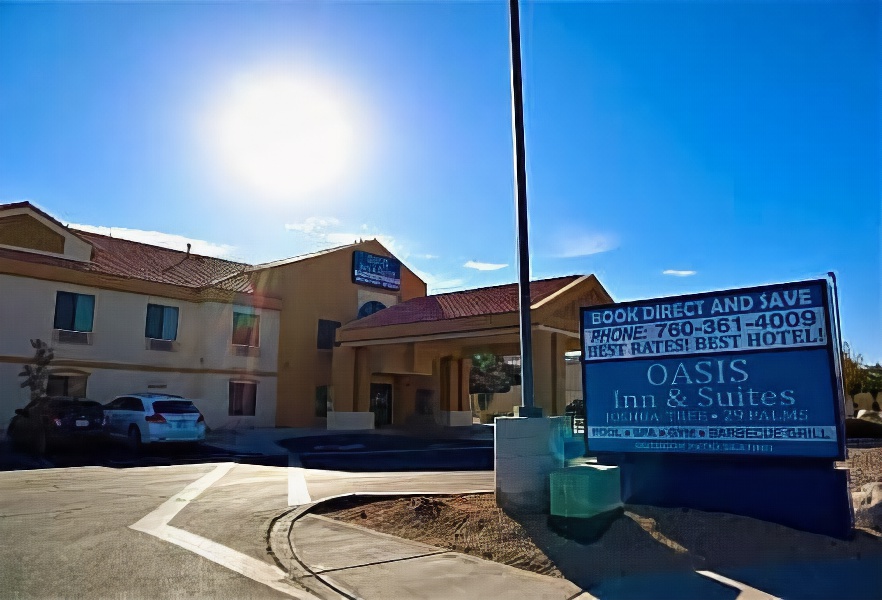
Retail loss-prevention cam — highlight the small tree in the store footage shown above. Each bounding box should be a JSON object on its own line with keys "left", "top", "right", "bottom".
{"left": 470, "top": 353, "right": 518, "bottom": 395}
{"left": 842, "top": 342, "right": 868, "bottom": 398}
{"left": 867, "top": 364, "right": 882, "bottom": 400}
{"left": 18, "top": 339, "right": 54, "bottom": 403}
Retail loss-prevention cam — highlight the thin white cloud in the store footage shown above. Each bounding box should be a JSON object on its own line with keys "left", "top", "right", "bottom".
{"left": 663, "top": 269, "right": 697, "bottom": 277}
{"left": 464, "top": 260, "right": 508, "bottom": 271}
{"left": 67, "top": 223, "right": 236, "bottom": 258}
{"left": 285, "top": 217, "right": 407, "bottom": 258}
{"left": 283, "top": 217, "right": 340, "bottom": 233}
{"left": 556, "top": 233, "right": 617, "bottom": 258}
{"left": 325, "top": 232, "right": 403, "bottom": 255}
{"left": 410, "top": 266, "right": 465, "bottom": 293}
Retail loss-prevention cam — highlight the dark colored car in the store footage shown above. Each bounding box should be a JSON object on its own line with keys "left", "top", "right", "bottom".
{"left": 565, "top": 398, "right": 585, "bottom": 416}
{"left": 7, "top": 396, "right": 105, "bottom": 455}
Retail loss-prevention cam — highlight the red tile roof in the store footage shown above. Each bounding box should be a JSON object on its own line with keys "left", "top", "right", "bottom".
{"left": 343, "top": 275, "right": 582, "bottom": 330}
{"left": 0, "top": 202, "right": 254, "bottom": 293}
{"left": 76, "top": 231, "right": 252, "bottom": 291}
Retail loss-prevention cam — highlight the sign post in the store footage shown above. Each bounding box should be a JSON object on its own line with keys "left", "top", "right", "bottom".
{"left": 507, "top": 0, "right": 538, "bottom": 416}
{"left": 580, "top": 278, "right": 854, "bottom": 538}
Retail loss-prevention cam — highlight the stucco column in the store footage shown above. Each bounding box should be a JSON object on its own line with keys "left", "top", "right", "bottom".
{"left": 354, "top": 347, "right": 371, "bottom": 412}
{"left": 551, "top": 333, "right": 567, "bottom": 415}
{"left": 330, "top": 345, "right": 355, "bottom": 412}
{"left": 531, "top": 331, "right": 568, "bottom": 416}
{"left": 439, "top": 357, "right": 452, "bottom": 412}
{"left": 531, "top": 329, "right": 553, "bottom": 414}
{"left": 458, "top": 358, "right": 472, "bottom": 411}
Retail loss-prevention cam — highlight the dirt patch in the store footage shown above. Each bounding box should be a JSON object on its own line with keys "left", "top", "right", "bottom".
{"left": 312, "top": 493, "right": 562, "bottom": 577}
{"left": 315, "top": 446, "right": 882, "bottom": 581}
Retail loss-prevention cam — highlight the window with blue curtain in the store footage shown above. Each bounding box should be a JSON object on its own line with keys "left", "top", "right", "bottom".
{"left": 54, "top": 292, "right": 95, "bottom": 332}
{"left": 145, "top": 304, "right": 179, "bottom": 340}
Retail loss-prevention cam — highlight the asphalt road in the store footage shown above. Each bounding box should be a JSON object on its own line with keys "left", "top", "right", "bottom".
{"left": 0, "top": 463, "right": 299, "bottom": 599}
{"left": 0, "top": 436, "right": 285, "bottom": 471}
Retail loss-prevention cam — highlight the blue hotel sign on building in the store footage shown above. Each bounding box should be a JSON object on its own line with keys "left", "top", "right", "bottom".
{"left": 580, "top": 278, "right": 846, "bottom": 460}
{"left": 352, "top": 251, "right": 401, "bottom": 291}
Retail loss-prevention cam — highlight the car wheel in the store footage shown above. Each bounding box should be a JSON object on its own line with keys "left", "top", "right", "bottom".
{"left": 127, "top": 425, "right": 142, "bottom": 453}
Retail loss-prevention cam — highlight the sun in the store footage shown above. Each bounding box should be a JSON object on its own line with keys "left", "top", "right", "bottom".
{"left": 210, "top": 71, "right": 355, "bottom": 200}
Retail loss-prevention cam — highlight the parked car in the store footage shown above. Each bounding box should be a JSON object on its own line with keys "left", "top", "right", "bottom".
{"left": 6, "top": 396, "right": 105, "bottom": 455}
{"left": 565, "top": 398, "right": 585, "bottom": 416}
{"left": 102, "top": 393, "right": 206, "bottom": 449}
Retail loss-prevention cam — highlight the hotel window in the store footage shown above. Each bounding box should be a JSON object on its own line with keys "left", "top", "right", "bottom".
{"left": 316, "top": 319, "right": 341, "bottom": 350}
{"left": 53, "top": 291, "right": 94, "bottom": 332}
{"left": 229, "top": 381, "right": 257, "bottom": 416}
{"left": 145, "top": 304, "right": 179, "bottom": 340}
{"left": 232, "top": 311, "right": 260, "bottom": 347}
{"left": 46, "top": 374, "right": 88, "bottom": 397}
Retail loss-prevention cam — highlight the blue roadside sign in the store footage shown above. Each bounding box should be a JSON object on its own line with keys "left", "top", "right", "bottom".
{"left": 580, "top": 278, "right": 845, "bottom": 459}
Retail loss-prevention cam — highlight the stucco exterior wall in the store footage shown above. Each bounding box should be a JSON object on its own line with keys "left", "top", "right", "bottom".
{"left": 0, "top": 273, "right": 279, "bottom": 429}
{"left": 0, "top": 214, "right": 65, "bottom": 254}
{"left": 251, "top": 240, "right": 426, "bottom": 427}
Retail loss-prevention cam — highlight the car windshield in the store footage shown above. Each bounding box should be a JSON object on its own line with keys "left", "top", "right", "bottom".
{"left": 152, "top": 400, "right": 199, "bottom": 414}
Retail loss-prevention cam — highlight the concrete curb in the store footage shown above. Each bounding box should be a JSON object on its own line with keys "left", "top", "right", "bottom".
{"left": 268, "top": 502, "right": 354, "bottom": 600}
{"left": 268, "top": 492, "right": 590, "bottom": 600}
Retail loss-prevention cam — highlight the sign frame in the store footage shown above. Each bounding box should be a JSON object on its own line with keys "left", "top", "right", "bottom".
{"left": 579, "top": 278, "right": 847, "bottom": 461}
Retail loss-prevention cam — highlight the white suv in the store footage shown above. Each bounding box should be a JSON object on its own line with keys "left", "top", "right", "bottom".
{"left": 103, "top": 393, "right": 206, "bottom": 449}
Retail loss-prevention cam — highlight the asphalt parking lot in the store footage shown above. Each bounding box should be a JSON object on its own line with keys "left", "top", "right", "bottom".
{"left": 278, "top": 432, "right": 495, "bottom": 471}
{"left": 0, "top": 435, "right": 285, "bottom": 470}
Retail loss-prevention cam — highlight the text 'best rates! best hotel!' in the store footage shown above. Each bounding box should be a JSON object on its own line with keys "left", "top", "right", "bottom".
{"left": 580, "top": 280, "right": 844, "bottom": 458}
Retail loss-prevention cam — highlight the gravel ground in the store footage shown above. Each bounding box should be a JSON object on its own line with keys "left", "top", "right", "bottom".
{"left": 316, "top": 446, "right": 882, "bottom": 579}
{"left": 839, "top": 444, "right": 882, "bottom": 488}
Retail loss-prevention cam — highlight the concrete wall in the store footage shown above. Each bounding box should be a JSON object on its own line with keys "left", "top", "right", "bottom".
{"left": 327, "top": 411, "right": 374, "bottom": 430}
{"left": 565, "top": 359, "right": 582, "bottom": 404}
{"left": 0, "top": 273, "right": 279, "bottom": 430}
{"left": 851, "top": 392, "right": 880, "bottom": 413}
{"left": 470, "top": 358, "right": 583, "bottom": 423}
{"left": 495, "top": 416, "right": 567, "bottom": 513}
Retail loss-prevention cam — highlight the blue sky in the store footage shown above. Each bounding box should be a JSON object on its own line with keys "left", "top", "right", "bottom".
{"left": 0, "top": 1, "right": 879, "bottom": 363}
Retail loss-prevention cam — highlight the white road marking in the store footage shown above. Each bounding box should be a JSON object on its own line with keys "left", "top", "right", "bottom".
{"left": 130, "top": 462, "right": 235, "bottom": 531}
{"left": 697, "top": 570, "right": 781, "bottom": 600}
{"left": 288, "top": 467, "right": 312, "bottom": 506}
{"left": 130, "top": 463, "right": 318, "bottom": 600}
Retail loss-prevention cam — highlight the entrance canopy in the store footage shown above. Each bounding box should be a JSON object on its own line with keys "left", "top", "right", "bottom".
{"left": 330, "top": 275, "right": 612, "bottom": 427}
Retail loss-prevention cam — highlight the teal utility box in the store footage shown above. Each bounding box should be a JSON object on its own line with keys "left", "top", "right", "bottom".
{"left": 550, "top": 464, "right": 623, "bottom": 518}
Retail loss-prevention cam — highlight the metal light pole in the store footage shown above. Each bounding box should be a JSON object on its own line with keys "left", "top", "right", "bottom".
{"left": 508, "top": 0, "right": 538, "bottom": 415}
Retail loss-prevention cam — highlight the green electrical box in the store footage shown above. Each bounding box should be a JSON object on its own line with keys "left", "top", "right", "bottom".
{"left": 550, "top": 464, "right": 623, "bottom": 518}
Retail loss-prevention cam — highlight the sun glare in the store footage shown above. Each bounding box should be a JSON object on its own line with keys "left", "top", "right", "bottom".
{"left": 211, "top": 72, "right": 355, "bottom": 200}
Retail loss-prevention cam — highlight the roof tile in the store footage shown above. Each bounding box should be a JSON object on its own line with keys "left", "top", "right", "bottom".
{"left": 344, "top": 276, "right": 581, "bottom": 330}
{"left": 77, "top": 231, "right": 252, "bottom": 290}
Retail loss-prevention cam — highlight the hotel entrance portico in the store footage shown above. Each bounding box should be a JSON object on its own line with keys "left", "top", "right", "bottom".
{"left": 329, "top": 275, "right": 612, "bottom": 428}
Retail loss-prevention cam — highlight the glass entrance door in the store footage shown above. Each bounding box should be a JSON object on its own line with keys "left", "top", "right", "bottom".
{"left": 369, "top": 383, "right": 393, "bottom": 427}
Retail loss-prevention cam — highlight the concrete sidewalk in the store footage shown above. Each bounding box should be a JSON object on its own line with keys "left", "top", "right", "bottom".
{"left": 283, "top": 510, "right": 593, "bottom": 600}
{"left": 215, "top": 428, "right": 586, "bottom": 599}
